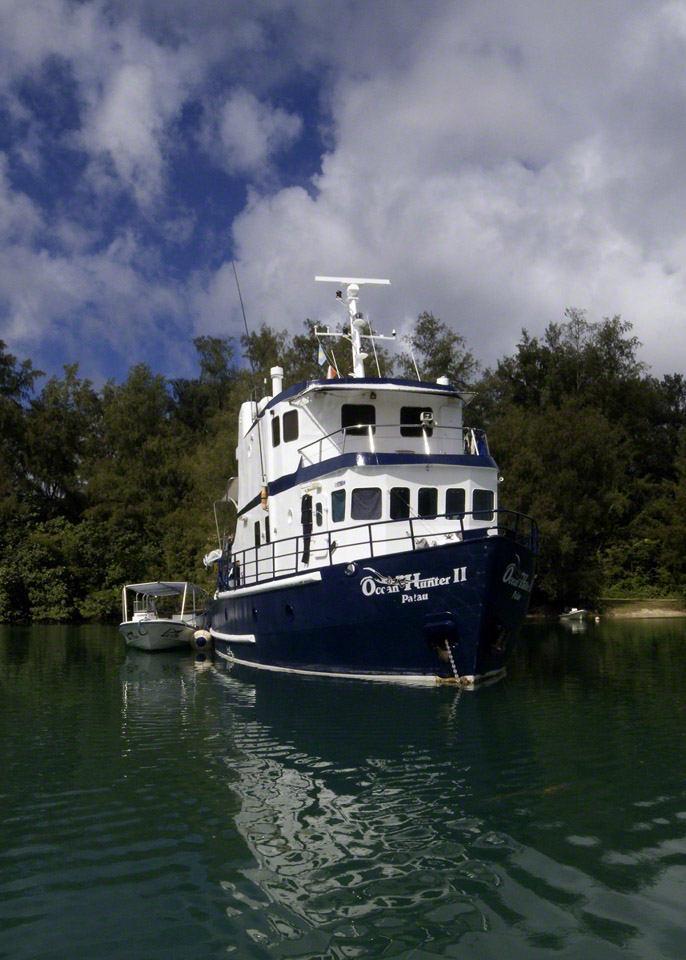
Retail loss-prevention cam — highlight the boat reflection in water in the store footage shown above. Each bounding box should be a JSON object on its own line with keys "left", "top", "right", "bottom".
{"left": 212, "top": 666, "right": 485, "bottom": 956}
{"left": 119, "top": 648, "right": 212, "bottom": 731}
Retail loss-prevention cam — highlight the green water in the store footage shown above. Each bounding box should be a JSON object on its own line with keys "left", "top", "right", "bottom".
{"left": 2, "top": 620, "right": 686, "bottom": 959}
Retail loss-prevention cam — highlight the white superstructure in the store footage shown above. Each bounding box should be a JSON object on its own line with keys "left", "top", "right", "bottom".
{"left": 225, "top": 279, "right": 499, "bottom": 586}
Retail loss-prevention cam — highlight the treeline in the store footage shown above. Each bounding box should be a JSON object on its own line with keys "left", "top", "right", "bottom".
{"left": 1, "top": 309, "right": 685, "bottom": 622}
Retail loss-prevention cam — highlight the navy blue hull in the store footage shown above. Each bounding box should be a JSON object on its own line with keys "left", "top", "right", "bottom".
{"left": 208, "top": 533, "right": 535, "bottom": 683}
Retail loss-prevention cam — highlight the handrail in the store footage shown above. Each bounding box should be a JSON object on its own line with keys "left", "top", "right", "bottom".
{"left": 297, "top": 423, "right": 490, "bottom": 465}
{"left": 216, "top": 508, "right": 537, "bottom": 592}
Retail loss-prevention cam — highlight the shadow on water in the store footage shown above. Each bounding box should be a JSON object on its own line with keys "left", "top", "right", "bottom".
{"left": 2, "top": 621, "right": 686, "bottom": 959}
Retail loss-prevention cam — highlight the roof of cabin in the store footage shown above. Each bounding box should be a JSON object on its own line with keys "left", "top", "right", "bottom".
{"left": 263, "top": 376, "right": 464, "bottom": 414}
{"left": 123, "top": 581, "right": 207, "bottom": 596}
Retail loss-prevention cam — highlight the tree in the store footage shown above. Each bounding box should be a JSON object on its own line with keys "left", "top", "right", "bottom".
{"left": 171, "top": 336, "right": 237, "bottom": 431}
{"left": 490, "top": 397, "right": 628, "bottom": 607}
{"left": 0, "top": 341, "right": 42, "bottom": 514}
{"left": 25, "top": 364, "right": 101, "bottom": 521}
{"left": 397, "top": 312, "right": 479, "bottom": 387}
{"left": 479, "top": 311, "right": 657, "bottom": 607}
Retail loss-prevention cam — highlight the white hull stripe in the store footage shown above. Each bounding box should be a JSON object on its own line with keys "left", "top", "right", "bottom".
{"left": 216, "top": 571, "right": 322, "bottom": 599}
{"left": 211, "top": 646, "right": 506, "bottom": 688}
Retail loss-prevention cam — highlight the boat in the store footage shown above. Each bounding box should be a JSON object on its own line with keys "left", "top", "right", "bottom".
{"left": 559, "top": 607, "right": 589, "bottom": 621}
{"left": 119, "top": 581, "right": 208, "bottom": 651}
{"left": 203, "top": 276, "right": 538, "bottom": 685}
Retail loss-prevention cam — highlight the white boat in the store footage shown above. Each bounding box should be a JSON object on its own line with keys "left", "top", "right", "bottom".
{"left": 119, "top": 581, "right": 208, "bottom": 651}
{"left": 204, "top": 276, "right": 538, "bottom": 685}
{"left": 559, "top": 607, "right": 589, "bottom": 621}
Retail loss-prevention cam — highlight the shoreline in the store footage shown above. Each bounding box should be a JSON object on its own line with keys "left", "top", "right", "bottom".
{"left": 529, "top": 599, "right": 686, "bottom": 620}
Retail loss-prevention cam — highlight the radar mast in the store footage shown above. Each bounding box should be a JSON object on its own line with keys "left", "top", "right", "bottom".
{"left": 314, "top": 276, "right": 395, "bottom": 378}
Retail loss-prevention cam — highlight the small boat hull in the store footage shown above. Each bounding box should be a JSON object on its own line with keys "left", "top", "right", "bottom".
{"left": 118, "top": 619, "right": 198, "bottom": 651}
{"left": 559, "top": 608, "right": 589, "bottom": 621}
{"left": 209, "top": 533, "right": 535, "bottom": 684}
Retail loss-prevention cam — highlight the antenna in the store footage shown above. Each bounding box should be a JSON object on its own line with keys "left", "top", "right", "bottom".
{"left": 314, "top": 277, "right": 394, "bottom": 378}
{"left": 232, "top": 260, "right": 253, "bottom": 375}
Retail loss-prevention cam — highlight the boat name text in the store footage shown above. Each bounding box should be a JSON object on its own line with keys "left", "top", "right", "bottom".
{"left": 502, "top": 557, "right": 532, "bottom": 593}
{"left": 360, "top": 567, "right": 467, "bottom": 598}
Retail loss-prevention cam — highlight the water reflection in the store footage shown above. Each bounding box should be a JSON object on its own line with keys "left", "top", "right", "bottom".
{"left": 211, "top": 620, "right": 686, "bottom": 959}
{"left": 3, "top": 622, "right": 686, "bottom": 959}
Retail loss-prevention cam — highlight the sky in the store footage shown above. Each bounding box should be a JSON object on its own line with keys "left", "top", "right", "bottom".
{"left": 2, "top": 0, "right": 686, "bottom": 388}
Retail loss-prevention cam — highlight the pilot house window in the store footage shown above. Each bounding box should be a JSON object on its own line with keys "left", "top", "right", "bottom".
{"left": 271, "top": 416, "right": 280, "bottom": 447}
{"left": 400, "top": 406, "right": 433, "bottom": 437}
{"left": 390, "top": 487, "right": 410, "bottom": 520}
{"left": 473, "top": 489, "right": 494, "bottom": 521}
{"left": 418, "top": 487, "right": 438, "bottom": 518}
{"left": 342, "top": 404, "right": 376, "bottom": 436}
{"left": 446, "top": 488, "right": 466, "bottom": 518}
{"left": 283, "top": 410, "right": 299, "bottom": 442}
{"left": 351, "top": 487, "right": 382, "bottom": 520}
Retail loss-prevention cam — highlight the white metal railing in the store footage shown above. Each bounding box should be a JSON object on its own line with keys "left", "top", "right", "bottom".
{"left": 217, "top": 508, "right": 537, "bottom": 591}
{"left": 297, "top": 423, "right": 489, "bottom": 466}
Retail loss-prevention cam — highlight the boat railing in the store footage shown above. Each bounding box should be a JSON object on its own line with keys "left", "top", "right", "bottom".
{"left": 217, "top": 508, "right": 537, "bottom": 592}
{"left": 297, "top": 424, "right": 490, "bottom": 465}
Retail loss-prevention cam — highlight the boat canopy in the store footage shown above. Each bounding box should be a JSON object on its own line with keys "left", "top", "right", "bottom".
{"left": 123, "top": 581, "right": 207, "bottom": 597}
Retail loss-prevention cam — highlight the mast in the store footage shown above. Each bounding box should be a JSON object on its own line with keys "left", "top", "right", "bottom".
{"left": 315, "top": 276, "right": 394, "bottom": 377}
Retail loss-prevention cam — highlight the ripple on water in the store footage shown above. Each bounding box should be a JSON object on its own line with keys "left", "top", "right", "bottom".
{"left": 5, "top": 626, "right": 686, "bottom": 959}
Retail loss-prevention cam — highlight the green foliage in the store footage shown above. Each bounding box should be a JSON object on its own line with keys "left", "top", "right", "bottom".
{"left": 398, "top": 312, "right": 479, "bottom": 386}
{"left": 0, "top": 341, "right": 43, "bottom": 516}
{"left": 489, "top": 398, "right": 627, "bottom": 606}
{"left": 478, "top": 309, "right": 686, "bottom": 609}
{"left": 1, "top": 306, "right": 685, "bottom": 622}
{"left": 25, "top": 364, "right": 101, "bottom": 520}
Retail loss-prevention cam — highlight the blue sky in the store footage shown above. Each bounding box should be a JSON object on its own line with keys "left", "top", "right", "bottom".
{"left": 2, "top": 0, "right": 686, "bottom": 387}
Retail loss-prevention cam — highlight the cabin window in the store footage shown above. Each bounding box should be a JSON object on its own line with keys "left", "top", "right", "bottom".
{"left": 283, "top": 410, "right": 299, "bottom": 442}
{"left": 331, "top": 489, "right": 346, "bottom": 523}
{"left": 272, "top": 416, "right": 280, "bottom": 447}
{"left": 342, "top": 403, "right": 376, "bottom": 436}
{"left": 351, "top": 487, "right": 382, "bottom": 520}
{"left": 265, "top": 516, "right": 270, "bottom": 543}
{"left": 418, "top": 487, "right": 438, "bottom": 518}
{"left": 446, "top": 488, "right": 466, "bottom": 518}
{"left": 390, "top": 487, "right": 411, "bottom": 520}
{"left": 254, "top": 520, "right": 261, "bottom": 548}
{"left": 315, "top": 502, "right": 323, "bottom": 527}
{"left": 473, "top": 489, "right": 494, "bottom": 521}
{"left": 400, "top": 406, "right": 433, "bottom": 437}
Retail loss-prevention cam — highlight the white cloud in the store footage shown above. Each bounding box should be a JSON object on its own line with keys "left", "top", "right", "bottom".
{"left": 0, "top": 154, "right": 45, "bottom": 245}
{"left": 0, "top": 0, "right": 202, "bottom": 208}
{"left": 0, "top": 231, "right": 185, "bottom": 370}
{"left": 0, "top": 153, "right": 186, "bottom": 375}
{"left": 3, "top": 0, "right": 686, "bottom": 381}
{"left": 86, "top": 63, "right": 166, "bottom": 205}
{"left": 193, "top": 1, "right": 686, "bottom": 377}
{"left": 209, "top": 88, "right": 302, "bottom": 177}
